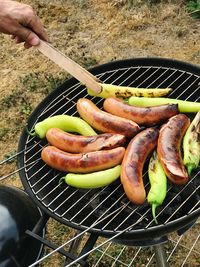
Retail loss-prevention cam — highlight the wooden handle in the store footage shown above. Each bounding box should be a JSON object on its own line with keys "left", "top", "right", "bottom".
{"left": 36, "top": 40, "right": 102, "bottom": 94}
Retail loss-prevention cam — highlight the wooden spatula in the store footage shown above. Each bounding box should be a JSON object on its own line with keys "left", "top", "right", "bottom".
{"left": 36, "top": 40, "right": 102, "bottom": 94}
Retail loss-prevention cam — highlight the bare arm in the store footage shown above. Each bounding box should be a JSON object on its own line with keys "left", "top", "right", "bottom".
{"left": 0, "top": 0, "right": 48, "bottom": 48}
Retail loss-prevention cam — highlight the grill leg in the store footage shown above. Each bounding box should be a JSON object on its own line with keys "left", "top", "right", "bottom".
{"left": 32, "top": 213, "right": 49, "bottom": 234}
{"left": 68, "top": 230, "right": 83, "bottom": 255}
{"left": 153, "top": 243, "right": 169, "bottom": 267}
{"left": 64, "top": 231, "right": 85, "bottom": 266}
{"left": 65, "top": 232, "right": 99, "bottom": 267}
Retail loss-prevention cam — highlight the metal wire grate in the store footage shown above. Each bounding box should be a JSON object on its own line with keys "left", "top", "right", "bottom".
{"left": 18, "top": 60, "right": 200, "bottom": 240}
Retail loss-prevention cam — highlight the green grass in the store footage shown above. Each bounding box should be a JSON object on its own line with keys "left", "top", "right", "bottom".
{"left": 186, "top": 0, "right": 200, "bottom": 18}
{"left": 0, "top": 72, "right": 67, "bottom": 130}
{"left": 81, "top": 56, "right": 98, "bottom": 69}
{"left": 0, "top": 89, "right": 23, "bottom": 110}
{"left": 196, "top": 257, "right": 200, "bottom": 263}
{"left": 0, "top": 128, "right": 9, "bottom": 141}
{"left": 19, "top": 72, "right": 67, "bottom": 95}
{"left": 122, "top": 0, "right": 200, "bottom": 13}
{"left": 88, "top": 242, "right": 153, "bottom": 266}
{"left": 122, "top": 0, "right": 182, "bottom": 8}
{"left": 0, "top": 69, "right": 80, "bottom": 154}
{"left": 20, "top": 103, "right": 32, "bottom": 116}
{"left": 3, "top": 150, "right": 17, "bottom": 163}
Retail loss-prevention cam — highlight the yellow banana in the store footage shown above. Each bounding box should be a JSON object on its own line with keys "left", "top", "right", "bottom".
{"left": 87, "top": 83, "right": 172, "bottom": 99}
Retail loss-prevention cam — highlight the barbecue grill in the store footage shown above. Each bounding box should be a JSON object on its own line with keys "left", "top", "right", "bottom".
{"left": 8, "top": 57, "right": 200, "bottom": 266}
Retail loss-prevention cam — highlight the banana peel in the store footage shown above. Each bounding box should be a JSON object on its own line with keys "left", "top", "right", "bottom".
{"left": 87, "top": 83, "right": 172, "bottom": 99}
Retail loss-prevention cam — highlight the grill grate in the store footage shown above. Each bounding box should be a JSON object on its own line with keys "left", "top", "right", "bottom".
{"left": 18, "top": 58, "right": 200, "bottom": 241}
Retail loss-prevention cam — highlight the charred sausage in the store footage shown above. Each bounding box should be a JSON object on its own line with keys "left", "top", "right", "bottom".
{"left": 121, "top": 127, "right": 159, "bottom": 205}
{"left": 41, "top": 146, "right": 125, "bottom": 173}
{"left": 46, "top": 128, "right": 126, "bottom": 153}
{"left": 77, "top": 98, "right": 140, "bottom": 138}
{"left": 103, "top": 97, "right": 179, "bottom": 126}
{"left": 157, "top": 114, "right": 190, "bottom": 185}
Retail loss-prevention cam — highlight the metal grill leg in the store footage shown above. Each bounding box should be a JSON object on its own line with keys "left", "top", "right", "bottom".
{"left": 65, "top": 232, "right": 99, "bottom": 267}
{"left": 153, "top": 244, "right": 169, "bottom": 267}
{"left": 68, "top": 231, "right": 83, "bottom": 255}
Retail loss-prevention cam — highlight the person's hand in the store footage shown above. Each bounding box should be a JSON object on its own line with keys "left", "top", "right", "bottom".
{"left": 0, "top": 0, "right": 48, "bottom": 48}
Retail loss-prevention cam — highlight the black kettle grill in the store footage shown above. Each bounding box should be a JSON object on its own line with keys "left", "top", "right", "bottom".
{"left": 15, "top": 57, "right": 200, "bottom": 266}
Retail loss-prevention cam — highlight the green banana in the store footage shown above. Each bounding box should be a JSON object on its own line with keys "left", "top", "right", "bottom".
{"left": 61, "top": 165, "right": 121, "bottom": 189}
{"left": 28, "top": 115, "right": 97, "bottom": 139}
{"left": 147, "top": 151, "right": 167, "bottom": 224}
{"left": 128, "top": 96, "right": 200, "bottom": 113}
{"left": 183, "top": 111, "right": 200, "bottom": 175}
{"left": 87, "top": 83, "right": 172, "bottom": 99}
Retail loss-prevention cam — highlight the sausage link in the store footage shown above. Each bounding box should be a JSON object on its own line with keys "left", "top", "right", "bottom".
{"left": 157, "top": 114, "right": 190, "bottom": 185}
{"left": 77, "top": 98, "right": 140, "bottom": 138}
{"left": 46, "top": 128, "right": 126, "bottom": 153}
{"left": 41, "top": 146, "right": 125, "bottom": 173}
{"left": 121, "top": 127, "right": 159, "bottom": 205}
{"left": 103, "top": 97, "right": 179, "bottom": 126}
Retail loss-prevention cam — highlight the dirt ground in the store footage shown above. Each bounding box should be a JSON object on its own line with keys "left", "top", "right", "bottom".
{"left": 0, "top": 0, "right": 199, "bottom": 266}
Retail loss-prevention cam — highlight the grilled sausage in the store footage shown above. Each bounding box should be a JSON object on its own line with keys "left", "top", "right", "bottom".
{"left": 157, "top": 114, "right": 190, "bottom": 185}
{"left": 121, "top": 127, "right": 159, "bottom": 205}
{"left": 77, "top": 98, "right": 140, "bottom": 138}
{"left": 46, "top": 128, "right": 126, "bottom": 153}
{"left": 103, "top": 97, "right": 179, "bottom": 126}
{"left": 41, "top": 146, "right": 125, "bottom": 173}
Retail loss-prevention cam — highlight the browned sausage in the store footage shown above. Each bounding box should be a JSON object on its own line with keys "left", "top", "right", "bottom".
{"left": 41, "top": 146, "right": 125, "bottom": 173}
{"left": 121, "top": 127, "right": 159, "bottom": 205}
{"left": 46, "top": 128, "right": 126, "bottom": 153}
{"left": 157, "top": 114, "right": 190, "bottom": 185}
{"left": 103, "top": 97, "right": 179, "bottom": 126}
{"left": 77, "top": 98, "right": 140, "bottom": 138}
